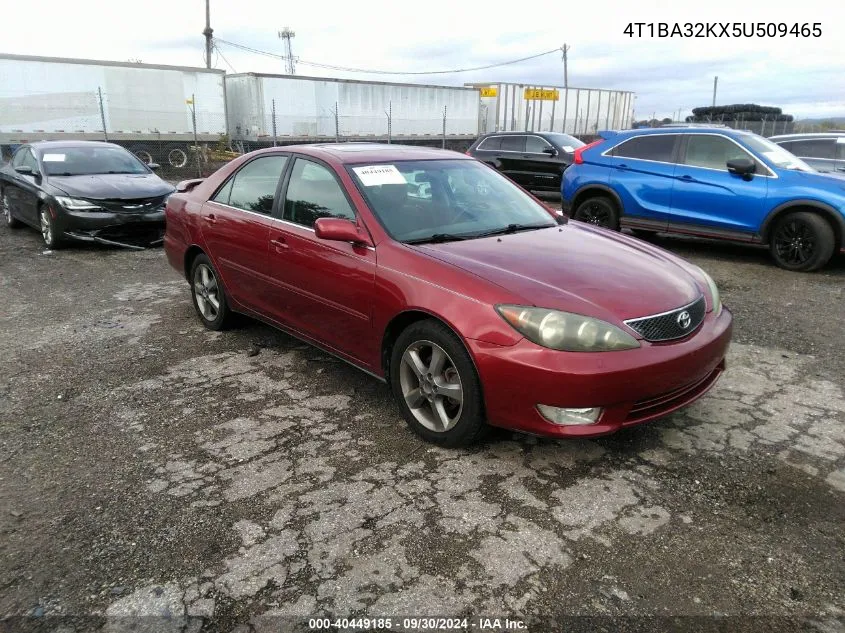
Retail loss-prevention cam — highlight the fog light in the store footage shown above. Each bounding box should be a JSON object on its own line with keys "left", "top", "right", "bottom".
{"left": 537, "top": 404, "right": 602, "bottom": 425}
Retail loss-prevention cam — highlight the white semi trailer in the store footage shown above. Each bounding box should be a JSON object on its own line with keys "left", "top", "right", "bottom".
{"left": 0, "top": 54, "right": 227, "bottom": 169}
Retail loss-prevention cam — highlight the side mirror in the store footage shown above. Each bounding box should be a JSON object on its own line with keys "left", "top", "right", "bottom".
{"left": 148, "top": 163, "right": 161, "bottom": 172}
{"left": 727, "top": 158, "right": 756, "bottom": 180}
{"left": 314, "top": 218, "right": 372, "bottom": 246}
{"left": 14, "top": 165, "right": 34, "bottom": 176}
{"left": 542, "top": 147, "right": 558, "bottom": 156}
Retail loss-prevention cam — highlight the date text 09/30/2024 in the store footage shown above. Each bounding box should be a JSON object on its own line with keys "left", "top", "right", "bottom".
{"left": 623, "top": 22, "right": 821, "bottom": 38}
{"left": 308, "top": 617, "right": 527, "bottom": 630}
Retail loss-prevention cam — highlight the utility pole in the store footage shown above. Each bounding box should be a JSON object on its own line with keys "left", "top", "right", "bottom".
{"left": 712, "top": 76, "right": 718, "bottom": 107}
{"left": 203, "top": 0, "right": 213, "bottom": 69}
{"left": 278, "top": 28, "right": 296, "bottom": 74}
{"left": 561, "top": 44, "right": 569, "bottom": 133}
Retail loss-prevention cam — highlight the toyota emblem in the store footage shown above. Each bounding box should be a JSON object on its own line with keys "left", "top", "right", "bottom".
{"left": 677, "top": 310, "right": 691, "bottom": 329}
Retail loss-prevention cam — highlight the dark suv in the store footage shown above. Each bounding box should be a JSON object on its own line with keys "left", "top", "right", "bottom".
{"left": 768, "top": 133, "right": 845, "bottom": 176}
{"left": 467, "top": 131, "right": 585, "bottom": 193}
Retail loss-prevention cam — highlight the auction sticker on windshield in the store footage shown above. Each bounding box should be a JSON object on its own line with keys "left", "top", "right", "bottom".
{"left": 42, "top": 154, "right": 66, "bottom": 162}
{"left": 352, "top": 165, "right": 406, "bottom": 186}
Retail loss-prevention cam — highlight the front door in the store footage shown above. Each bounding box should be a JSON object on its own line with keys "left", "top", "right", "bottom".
{"left": 668, "top": 134, "right": 768, "bottom": 236}
{"left": 200, "top": 154, "right": 289, "bottom": 315}
{"left": 9, "top": 148, "right": 41, "bottom": 226}
{"left": 267, "top": 157, "right": 376, "bottom": 365}
{"left": 523, "top": 135, "right": 562, "bottom": 191}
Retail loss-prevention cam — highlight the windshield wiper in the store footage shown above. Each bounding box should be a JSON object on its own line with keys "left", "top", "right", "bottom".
{"left": 404, "top": 233, "right": 469, "bottom": 244}
{"left": 472, "top": 222, "right": 554, "bottom": 238}
{"left": 106, "top": 170, "right": 140, "bottom": 174}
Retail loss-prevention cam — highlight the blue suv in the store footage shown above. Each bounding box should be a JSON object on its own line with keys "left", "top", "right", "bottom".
{"left": 561, "top": 127, "right": 845, "bottom": 272}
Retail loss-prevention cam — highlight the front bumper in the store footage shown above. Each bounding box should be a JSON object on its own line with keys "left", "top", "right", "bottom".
{"left": 468, "top": 307, "right": 733, "bottom": 438}
{"left": 54, "top": 207, "right": 165, "bottom": 249}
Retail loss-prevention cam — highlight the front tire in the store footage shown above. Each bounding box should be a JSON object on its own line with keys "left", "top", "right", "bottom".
{"left": 189, "top": 254, "right": 232, "bottom": 330}
{"left": 574, "top": 196, "right": 619, "bottom": 230}
{"left": 3, "top": 192, "right": 23, "bottom": 228}
{"left": 769, "top": 212, "right": 835, "bottom": 272}
{"left": 389, "top": 320, "right": 487, "bottom": 447}
{"left": 39, "top": 206, "right": 63, "bottom": 249}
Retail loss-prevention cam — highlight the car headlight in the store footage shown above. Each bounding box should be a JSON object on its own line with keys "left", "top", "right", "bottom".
{"left": 697, "top": 267, "right": 722, "bottom": 317}
{"left": 55, "top": 196, "right": 102, "bottom": 211}
{"left": 496, "top": 305, "right": 640, "bottom": 352}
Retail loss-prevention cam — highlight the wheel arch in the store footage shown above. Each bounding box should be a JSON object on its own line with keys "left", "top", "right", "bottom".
{"left": 381, "top": 309, "right": 480, "bottom": 382}
{"left": 183, "top": 245, "right": 206, "bottom": 281}
{"left": 571, "top": 184, "right": 623, "bottom": 215}
{"left": 760, "top": 200, "right": 845, "bottom": 249}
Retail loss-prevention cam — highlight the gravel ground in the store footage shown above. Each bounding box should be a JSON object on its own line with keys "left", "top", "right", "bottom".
{"left": 1, "top": 221, "right": 844, "bottom": 633}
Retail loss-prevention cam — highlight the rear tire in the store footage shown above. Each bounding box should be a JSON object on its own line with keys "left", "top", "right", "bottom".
{"left": 574, "top": 196, "right": 620, "bottom": 230}
{"left": 189, "top": 254, "right": 233, "bottom": 330}
{"left": 2, "top": 192, "right": 22, "bottom": 228}
{"left": 389, "top": 319, "right": 487, "bottom": 448}
{"left": 769, "top": 211, "right": 835, "bottom": 272}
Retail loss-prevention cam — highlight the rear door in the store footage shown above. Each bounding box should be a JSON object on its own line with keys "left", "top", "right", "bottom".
{"left": 667, "top": 134, "right": 768, "bottom": 236}
{"left": 267, "top": 157, "right": 376, "bottom": 364}
{"left": 200, "top": 154, "right": 289, "bottom": 315}
{"left": 497, "top": 135, "right": 530, "bottom": 187}
{"left": 608, "top": 133, "right": 679, "bottom": 230}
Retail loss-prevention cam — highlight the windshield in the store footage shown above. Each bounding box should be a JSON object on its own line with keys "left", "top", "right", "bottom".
{"left": 740, "top": 134, "right": 815, "bottom": 172}
{"left": 348, "top": 159, "right": 558, "bottom": 243}
{"left": 39, "top": 146, "right": 150, "bottom": 176}
{"left": 544, "top": 133, "right": 586, "bottom": 152}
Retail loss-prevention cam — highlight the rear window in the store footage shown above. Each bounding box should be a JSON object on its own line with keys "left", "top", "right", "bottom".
{"left": 477, "top": 136, "right": 501, "bottom": 151}
{"left": 613, "top": 135, "right": 676, "bottom": 162}
{"left": 788, "top": 139, "right": 836, "bottom": 159}
{"left": 500, "top": 136, "right": 525, "bottom": 152}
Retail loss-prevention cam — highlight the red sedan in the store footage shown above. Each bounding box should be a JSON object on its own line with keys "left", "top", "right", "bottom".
{"left": 164, "top": 143, "right": 732, "bottom": 447}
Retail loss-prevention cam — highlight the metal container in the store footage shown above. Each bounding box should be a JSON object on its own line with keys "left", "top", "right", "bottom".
{"left": 225, "top": 73, "right": 480, "bottom": 142}
{"left": 0, "top": 54, "right": 226, "bottom": 142}
{"left": 466, "top": 82, "right": 635, "bottom": 136}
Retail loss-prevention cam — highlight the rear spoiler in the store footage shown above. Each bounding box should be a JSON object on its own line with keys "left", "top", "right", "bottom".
{"left": 175, "top": 178, "right": 204, "bottom": 193}
{"left": 597, "top": 130, "right": 618, "bottom": 140}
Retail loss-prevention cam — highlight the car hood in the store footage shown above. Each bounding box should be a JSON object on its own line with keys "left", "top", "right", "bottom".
{"left": 414, "top": 223, "right": 703, "bottom": 323}
{"left": 47, "top": 173, "right": 174, "bottom": 200}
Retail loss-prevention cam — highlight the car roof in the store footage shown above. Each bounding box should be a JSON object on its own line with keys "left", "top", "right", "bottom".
{"left": 769, "top": 132, "right": 845, "bottom": 140}
{"left": 615, "top": 126, "right": 747, "bottom": 137}
{"left": 27, "top": 140, "right": 126, "bottom": 152}
{"left": 478, "top": 131, "right": 573, "bottom": 137}
{"left": 257, "top": 142, "right": 470, "bottom": 164}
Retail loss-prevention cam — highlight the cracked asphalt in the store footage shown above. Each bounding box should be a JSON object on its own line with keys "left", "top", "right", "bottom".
{"left": 1, "top": 221, "right": 844, "bottom": 633}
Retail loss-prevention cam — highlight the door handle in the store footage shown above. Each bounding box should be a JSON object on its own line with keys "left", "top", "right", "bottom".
{"left": 270, "top": 237, "right": 289, "bottom": 252}
{"left": 616, "top": 163, "right": 629, "bottom": 170}
{"left": 203, "top": 213, "right": 216, "bottom": 223}
{"left": 679, "top": 174, "right": 694, "bottom": 182}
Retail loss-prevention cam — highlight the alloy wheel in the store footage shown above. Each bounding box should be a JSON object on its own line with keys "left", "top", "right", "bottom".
{"left": 398, "top": 340, "right": 464, "bottom": 433}
{"left": 193, "top": 263, "right": 221, "bottom": 321}
{"left": 773, "top": 219, "right": 815, "bottom": 267}
{"left": 579, "top": 201, "right": 612, "bottom": 226}
{"left": 40, "top": 208, "right": 52, "bottom": 245}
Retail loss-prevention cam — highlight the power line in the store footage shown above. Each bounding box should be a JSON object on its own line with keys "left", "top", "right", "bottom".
{"left": 213, "top": 43, "right": 237, "bottom": 73}
{"left": 213, "top": 37, "right": 562, "bottom": 76}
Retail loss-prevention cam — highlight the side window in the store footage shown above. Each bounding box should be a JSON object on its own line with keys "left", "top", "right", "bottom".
{"left": 477, "top": 136, "right": 501, "bottom": 151}
{"left": 11, "top": 148, "right": 26, "bottom": 168}
{"left": 776, "top": 141, "right": 795, "bottom": 153}
{"left": 683, "top": 135, "right": 752, "bottom": 171}
{"left": 284, "top": 159, "right": 355, "bottom": 228}
{"left": 790, "top": 139, "right": 836, "bottom": 159}
{"left": 500, "top": 136, "right": 525, "bottom": 152}
{"left": 613, "top": 135, "right": 676, "bottom": 162}
{"left": 525, "top": 136, "right": 551, "bottom": 153}
{"left": 216, "top": 155, "right": 288, "bottom": 214}
{"left": 837, "top": 140, "right": 845, "bottom": 161}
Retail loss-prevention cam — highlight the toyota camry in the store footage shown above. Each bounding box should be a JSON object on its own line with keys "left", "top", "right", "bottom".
{"left": 164, "top": 143, "right": 732, "bottom": 447}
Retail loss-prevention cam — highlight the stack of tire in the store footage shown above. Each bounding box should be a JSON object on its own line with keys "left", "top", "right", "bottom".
{"left": 685, "top": 104, "right": 793, "bottom": 123}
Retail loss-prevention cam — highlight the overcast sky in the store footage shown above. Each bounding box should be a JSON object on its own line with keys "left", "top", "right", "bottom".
{"left": 3, "top": 0, "right": 843, "bottom": 119}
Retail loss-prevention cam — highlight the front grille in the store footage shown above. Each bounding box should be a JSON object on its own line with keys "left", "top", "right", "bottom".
{"left": 624, "top": 295, "right": 706, "bottom": 342}
{"left": 92, "top": 195, "right": 168, "bottom": 213}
